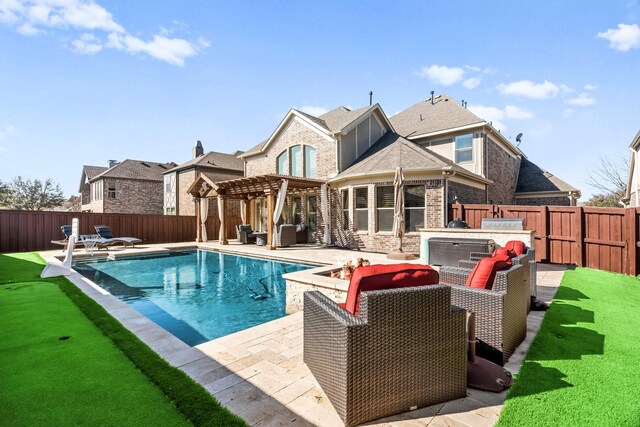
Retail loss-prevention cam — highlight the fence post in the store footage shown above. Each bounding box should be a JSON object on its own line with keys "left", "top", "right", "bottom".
{"left": 624, "top": 208, "right": 637, "bottom": 276}
{"left": 539, "top": 205, "right": 549, "bottom": 262}
{"left": 574, "top": 206, "right": 584, "bottom": 267}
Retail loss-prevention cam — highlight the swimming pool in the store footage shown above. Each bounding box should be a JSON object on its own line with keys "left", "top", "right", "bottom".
{"left": 74, "top": 250, "right": 312, "bottom": 346}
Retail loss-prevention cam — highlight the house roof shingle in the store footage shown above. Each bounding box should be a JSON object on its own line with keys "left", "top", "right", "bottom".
{"left": 516, "top": 158, "right": 579, "bottom": 194}
{"left": 333, "top": 132, "right": 488, "bottom": 183}
{"left": 91, "top": 159, "right": 178, "bottom": 182}
{"left": 165, "top": 151, "right": 244, "bottom": 174}
{"left": 389, "top": 94, "right": 485, "bottom": 137}
{"left": 83, "top": 165, "right": 108, "bottom": 180}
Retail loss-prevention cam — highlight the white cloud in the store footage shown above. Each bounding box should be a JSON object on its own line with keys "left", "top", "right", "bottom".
{"left": 496, "top": 79, "right": 561, "bottom": 100}
{"left": 563, "top": 108, "right": 575, "bottom": 118}
{"left": 463, "top": 77, "right": 481, "bottom": 89}
{"left": 465, "top": 65, "right": 481, "bottom": 72}
{"left": 0, "top": 125, "right": 18, "bottom": 141}
{"left": 566, "top": 92, "right": 596, "bottom": 106}
{"left": 467, "top": 104, "right": 534, "bottom": 133}
{"left": 72, "top": 32, "right": 101, "bottom": 54}
{"left": 584, "top": 84, "right": 598, "bottom": 91}
{"left": 299, "top": 105, "right": 328, "bottom": 117}
{"left": 597, "top": 23, "right": 640, "bottom": 51}
{"left": 0, "top": 0, "right": 207, "bottom": 66}
{"left": 559, "top": 84, "right": 574, "bottom": 94}
{"left": 416, "top": 65, "right": 465, "bottom": 86}
{"left": 468, "top": 104, "right": 507, "bottom": 132}
{"left": 504, "top": 105, "right": 534, "bottom": 120}
{"left": 106, "top": 32, "right": 202, "bottom": 67}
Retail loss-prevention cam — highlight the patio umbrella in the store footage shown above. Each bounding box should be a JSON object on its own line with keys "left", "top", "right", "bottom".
{"left": 321, "top": 184, "right": 331, "bottom": 245}
{"left": 272, "top": 179, "right": 289, "bottom": 244}
{"left": 392, "top": 167, "right": 405, "bottom": 252}
{"left": 388, "top": 167, "right": 415, "bottom": 260}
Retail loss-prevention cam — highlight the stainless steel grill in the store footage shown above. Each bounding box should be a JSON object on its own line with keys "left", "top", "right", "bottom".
{"left": 480, "top": 218, "right": 525, "bottom": 230}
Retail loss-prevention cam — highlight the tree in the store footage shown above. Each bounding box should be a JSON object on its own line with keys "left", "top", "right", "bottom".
{"left": 586, "top": 154, "right": 629, "bottom": 207}
{"left": 0, "top": 179, "right": 12, "bottom": 207}
{"left": 9, "top": 177, "right": 65, "bottom": 210}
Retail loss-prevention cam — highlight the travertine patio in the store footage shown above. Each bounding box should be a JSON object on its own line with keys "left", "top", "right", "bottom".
{"left": 41, "top": 242, "right": 565, "bottom": 427}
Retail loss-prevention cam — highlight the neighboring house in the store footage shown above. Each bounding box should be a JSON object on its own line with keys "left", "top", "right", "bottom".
{"left": 237, "top": 93, "right": 581, "bottom": 253}
{"left": 79, "top": 159, "right": 177, "bottom": 214}
{"left": 624, "top": 130, "right": 640, "bottom": 207}
{"left": 162, "top": 141, "right": 245, "bottom": 215}
{"left": 515, "top": 158, "right": 581, "bottom": 206}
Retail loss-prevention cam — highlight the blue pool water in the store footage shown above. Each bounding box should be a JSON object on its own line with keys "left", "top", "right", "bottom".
{"left": 74, "top": 250, "right": 312, "bottom": 346}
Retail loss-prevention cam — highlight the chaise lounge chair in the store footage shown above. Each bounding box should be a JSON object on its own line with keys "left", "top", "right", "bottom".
{"left": 94, "top": 225, "right": 142, "bottom": 248}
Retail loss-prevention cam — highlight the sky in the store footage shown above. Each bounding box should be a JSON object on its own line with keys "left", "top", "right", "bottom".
{"left": 1, "top": 0, "right": 639, "bottom": 200}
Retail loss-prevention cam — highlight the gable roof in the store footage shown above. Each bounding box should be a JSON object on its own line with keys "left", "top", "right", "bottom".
{"left": 240, "top": 104, "right": 394, "bottom": 159}
{"left": 331, "top": 132, "right": 489, "bottom": 183}
{"left": 390, "top": 94, "right": 485, "bottom": 138}
{"left": 165, "top": 151, "right": 244, "bottom": 174}
{"left": 515, "top": 158, "right": 579, "bottom": 194}
{"left": 90, "top": 159, "right": 178, "bottom": 182}
{"left": 78, "top": 165, "right": 108, "bottom": 192}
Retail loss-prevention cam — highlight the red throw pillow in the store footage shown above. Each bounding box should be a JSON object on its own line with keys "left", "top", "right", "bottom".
{"left": 493, "top": 247, "right": 516, "bottom": 258}
{"left": 465, "top": 257, "right": 512, "bottom": 290}
{"left": 343, "top": 264, "right": 439, "bottom": 315}
{"left": 504, "top": 240, "right": 527, "bottom": 256}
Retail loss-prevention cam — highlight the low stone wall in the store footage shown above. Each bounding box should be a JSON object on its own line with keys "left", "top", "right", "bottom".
{"left": 283, "top": 266, "right": 348, "bottom": 314}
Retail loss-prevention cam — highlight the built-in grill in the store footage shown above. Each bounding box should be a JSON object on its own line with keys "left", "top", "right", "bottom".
{"left": 480, "top": 218, "right": 525, "bottom": 230}
{"left": 428, "top": 238, "right": 495, "bottom": 266}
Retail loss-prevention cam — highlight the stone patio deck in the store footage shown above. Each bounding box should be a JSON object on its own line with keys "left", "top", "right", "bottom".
{"left": 41, "top": 241, "right": 566, "bottom": 427}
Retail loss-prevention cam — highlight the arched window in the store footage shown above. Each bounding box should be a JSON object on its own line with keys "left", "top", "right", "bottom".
{"left": 277, "top": 150, "right": 288, "bottom": 175}
{"left": 304, "top": 146, "right": 317, "bottom": 178}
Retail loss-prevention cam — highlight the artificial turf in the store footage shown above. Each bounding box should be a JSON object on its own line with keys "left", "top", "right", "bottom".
{"left": 0, "top": 252, "right": 245, "bottom": 427}
{"left": 496, "top": 267, "right": 640, "bottom": 426}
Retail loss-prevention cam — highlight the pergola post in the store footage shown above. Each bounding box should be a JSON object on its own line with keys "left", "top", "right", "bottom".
{"left": 220, "top": 195, "right": 228, "bottom": 245}
{"left": 267, "top": 191, "right": 275, "bottom": 250}
{"left": 195, "top": 197, "right": 202, "bottom": 243}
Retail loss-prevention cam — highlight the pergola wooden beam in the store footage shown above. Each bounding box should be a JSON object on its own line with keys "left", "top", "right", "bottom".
{"left": 187, "top": 173, "right": 326, "bottom": 246}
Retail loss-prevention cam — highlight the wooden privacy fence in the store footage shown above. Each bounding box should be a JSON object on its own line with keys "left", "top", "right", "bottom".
{"left": 0, "top": 210, "right": 242, "bottom": 253}
{"left": 450, "top": 204, "right": 639, "bottom": 276}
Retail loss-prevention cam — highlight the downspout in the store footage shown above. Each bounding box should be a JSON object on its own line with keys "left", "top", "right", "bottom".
{"left": 442, "top": 170, "right": 455, "bottom": 226}
{"left": 484, "top": 127, "right": 492, "bottom": 204}
{"left": 635, "top": 148, "right": 639, "bottom": 206}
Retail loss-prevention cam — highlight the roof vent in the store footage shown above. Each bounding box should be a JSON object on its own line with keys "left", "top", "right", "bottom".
{"left": 430, "top": 91, "right": 434, "bottom": 105}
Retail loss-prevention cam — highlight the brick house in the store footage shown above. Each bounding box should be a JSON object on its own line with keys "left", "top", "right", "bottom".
{"left": 79, "top": 159, "right": 177, "bottom": 214}
{"left": 162, "top": 141, "right": 244, "bottom": 216}
{"left": 237, "top": 93, "right": 580, "bottom": 254}
{"left": 624, "top": 130, "right": 640, "bottom": 207}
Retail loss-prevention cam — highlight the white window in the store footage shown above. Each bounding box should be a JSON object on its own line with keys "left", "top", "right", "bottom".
{"left": 290, "top": 146, "right": 302, "bottom": 177}
{"left": 277, "top": 150, "right": 288, "bottom": 175}
{"left": 376, "top": 186, "right": 394, "bottom": 232}
{"left": 455, "top": 134, "right": 473, "bottom": 164}
{"left": 163, "top": 174, "right": 176, "bottom": 215}
{"left": 304, "top": 146, "right": 317, "bottom": 178}
{"left": 354, "top": 187, "right": 368, "bottom": 231}
{"left": 404, "top": 185, "right": 425, "bottom": 232}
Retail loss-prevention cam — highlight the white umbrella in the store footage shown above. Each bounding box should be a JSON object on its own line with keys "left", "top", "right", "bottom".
{"left": 392, "top": 167, "right": 405, "bottom": 251}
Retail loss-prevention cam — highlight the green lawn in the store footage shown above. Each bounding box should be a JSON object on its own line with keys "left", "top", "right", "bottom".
{"left": 497, "top": 267, "right": 640, "bottom": 426}
{"left": 0, "top": 252, "right": 245, "bottom": 427}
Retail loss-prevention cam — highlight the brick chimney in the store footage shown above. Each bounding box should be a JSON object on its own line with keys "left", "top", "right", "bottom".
{"left": 193, "top": 140, "right": 204, "bottom": 159}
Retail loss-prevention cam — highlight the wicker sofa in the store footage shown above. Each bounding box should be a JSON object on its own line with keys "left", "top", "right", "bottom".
{"left": 439, "top": 263, "right": 527, "bottom": 366}
{"left": 304, "top": 285, "right": 467, "bottom": 427}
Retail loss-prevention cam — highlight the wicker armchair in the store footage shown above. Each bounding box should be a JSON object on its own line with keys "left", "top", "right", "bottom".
{"left": 236, "top": 224, "right": 256, "bottom": 244}
{"left": 439, "top": 264, "right": 527, "bottom": 366}
{"left": 274, "top": 224, "right": 296, "bottom": 247}
{"left": 460, "top": 252, "right": 531, "bottom": 312}
{"left": 304, "top": 285, "right": 467, "bottom": 427}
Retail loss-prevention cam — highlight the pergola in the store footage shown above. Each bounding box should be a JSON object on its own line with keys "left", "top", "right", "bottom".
{"left": 187, "top": 174, "right": 326, "bottom": 249}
